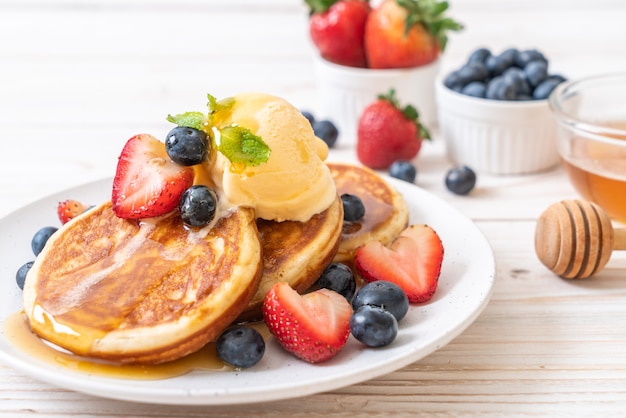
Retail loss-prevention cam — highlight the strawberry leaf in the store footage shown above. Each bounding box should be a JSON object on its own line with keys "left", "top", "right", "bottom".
{"left": 305, "top": 0, "right": 342, "bottom": 14}
{"left": 395, "top": 0, "right": 463, "bottom": 51}
{"left": 378, "top": 89, "right": 431, "bottom": 140}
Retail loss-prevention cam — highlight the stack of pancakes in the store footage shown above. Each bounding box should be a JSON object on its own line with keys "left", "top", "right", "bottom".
{"left": 23, "top": 163, "right": 408, "bottom": 364}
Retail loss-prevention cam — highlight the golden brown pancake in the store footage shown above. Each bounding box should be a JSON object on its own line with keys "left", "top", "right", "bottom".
{"left": 327, "top": 163, "right": 409, "bottom": 266}
{"left": 22, "top": 202, "right": 262, "bottom": 365}
{"left": 237, "top": 194, "right": 344, "bottom": 322}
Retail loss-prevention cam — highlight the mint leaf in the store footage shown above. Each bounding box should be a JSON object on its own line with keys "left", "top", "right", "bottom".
{"left": 166, "top": 111, "right": 206, "bottom": 131}
{"left": 214, "top": 125, "right": 270, "bottom": 168}
{"left": 207, "top": 93, "right": 235, "bottom": 124}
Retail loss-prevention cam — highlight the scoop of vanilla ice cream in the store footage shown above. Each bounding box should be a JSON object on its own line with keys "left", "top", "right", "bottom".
{"left": 209, "top": 93, "right": 337, "bottom": 222}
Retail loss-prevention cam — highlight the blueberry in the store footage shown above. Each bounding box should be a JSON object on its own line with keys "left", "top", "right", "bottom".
{"left": 524, "top": 60, "right": 549, "bottom": 88}
{"left": 352, "top": 281, "right": 409, "bottom": 322}
{"left": 350, "top": 305, "right": 398, "bottom": 347}
{"left": 317, "top": 262, "right": 356, "bottom": 301}
{"left": 179, "top": 185, "right": 217, "bottom": 227}
{"left": 216, "top": 326, "right": 265, "bottom": 369}
{"left": 445, "top": 165, "right": 477, "bottom": 195}
{"left": 502, "top": 67, "right": 531, "bottom": 97}
{"left": 486, "top": 76, "right": 515, "bottom": 100}
{"left": 31, "top": 226, "right": 58, "bottom": 256}
{"left": 389, "top": 160, "right": 417, "bottom": 183}
{"left": 301, "top": 110, "right": 315, "bottom": 125}
{"left": 443, "top": 70, "right": 463, "bottom": 91}
{"left": 165, "top": 126, "right": 209, "bottom": 166}
{"left": 16, "top": 261, "right": 34, "bottom": 290}
{"left": 485, "top": 50, "right": 516, "bottom": 77}
{"left": 341, "top": 193, "right": 365, "bottom": 222}
{"left": 499, "top": 48, "right": 520, "bottom": 65}
{"left": 312, "top": 120, "right": 339, "bottom": 148}
{"left": 456, "top": 62, "right": 489, "bottom": 86}
{"left": 533, "top": 76, "right": 565, "bottom": 100}
{"left": 467, "top": 47, "right": 492, "bottom": 65}
{"left": 515, "top": 49, "right": 547, "bottom": 68}
{"left": 461, "top": 81, "right": 487, "bottom": 98}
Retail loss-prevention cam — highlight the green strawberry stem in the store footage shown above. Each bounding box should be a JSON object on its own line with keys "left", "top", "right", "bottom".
{"left": 395, "top": 0, "right": 463, "bottom": 51}
{"left": 378, "top": 89, "right": 431, "bottom": 140}
{"left": 305, "top": 0, "right": 340, "bottom": 14}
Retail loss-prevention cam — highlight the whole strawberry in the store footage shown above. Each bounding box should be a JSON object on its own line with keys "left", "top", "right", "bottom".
{"left": 357, "top": 89, "right": 430, "bottom": 169}
{"left": 306, "top": 0, "right": 371, "bottom": 68}
{"left": 365, "top": 0, "right": 462, "bottom": 69}
{"left": 57, "top": 199, "right": 89, "bottom": 224}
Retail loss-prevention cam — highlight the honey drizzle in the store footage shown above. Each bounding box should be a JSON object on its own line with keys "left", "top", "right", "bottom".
{"left": 3, "top": 311, "right": 269, "bottom": 380}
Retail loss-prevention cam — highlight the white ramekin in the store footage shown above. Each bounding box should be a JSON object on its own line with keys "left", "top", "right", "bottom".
{"left": 436, "top": 79, "right": 560, "bottom": 175}
{"left": 314, "top": 56, "right": 440, "bottom": 146}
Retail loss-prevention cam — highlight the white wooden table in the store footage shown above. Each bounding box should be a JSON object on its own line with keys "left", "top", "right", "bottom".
{"left": 2, "top": 1, "right": 626, "bottom": 416}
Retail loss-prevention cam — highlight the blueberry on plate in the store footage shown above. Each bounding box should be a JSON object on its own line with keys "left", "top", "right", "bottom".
{"left": 341, "top": 193, "right": 365, "bottom": 222}
{"left": 216, "top": 326, "right": 265, "bottom": 369}
{"left": 16, "top": 261, "right": 34, "bottom": 290}
{"left": 31, "top": 226, "right": 58, "bottom": 256}
{"left": 461, "top": 81, "right": 487, "bottom": 98}
{"left": 312, "top": 120, "right": 339, "bottom": 148}
{"left": 316, "top": 262, "right": 356, "bottom": 301}
{"left": 445, "top": 165, "right": 477, "bottom": 195}
{"left": 179, "top": 185, "right": 217, "bottom": 227}
{"left": 351, "top": 280, "right": 409, "bottom": 322}
{"left": 350, "top": 305, "right": 398, "bottom": 347}
{"left": 389, "top": 160, "right": 417, "bottom": 183}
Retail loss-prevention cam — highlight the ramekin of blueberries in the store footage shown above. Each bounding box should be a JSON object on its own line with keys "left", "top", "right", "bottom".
{"left": 436, "top": 47, "right": 567, "bottom": 175}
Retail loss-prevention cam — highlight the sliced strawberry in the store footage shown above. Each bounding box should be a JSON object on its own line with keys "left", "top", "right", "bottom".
{"left": 57, "top": 199, "right": 88, "bottom": 224}
{"left": 355, "top": 224, "right": 444, "bottom": 303}
{"left": 263, "top": 282, "right": 352, "bottom": 364}
{"left": 112, "top": 133, "right": 194, "bottom": 219}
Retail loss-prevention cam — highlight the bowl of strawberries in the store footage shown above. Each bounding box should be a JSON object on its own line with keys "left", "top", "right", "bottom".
{"left": 306, "top": 0, "right": 462, "bottom": 145}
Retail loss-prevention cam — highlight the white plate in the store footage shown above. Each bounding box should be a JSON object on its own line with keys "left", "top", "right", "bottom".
{"left": 0, "top": 176, "right": 495, "bottom": 405}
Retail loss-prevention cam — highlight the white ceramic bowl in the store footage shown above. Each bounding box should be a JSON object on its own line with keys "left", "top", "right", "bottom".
{"left": 314, "top": 55, "right": 440, "bottom": 146}
{"left": 436, "top": 79, "right": 560, "bottom": 175}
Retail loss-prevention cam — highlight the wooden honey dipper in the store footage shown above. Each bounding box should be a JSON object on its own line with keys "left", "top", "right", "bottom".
{"left": 534, "top": 199, "right": 626, "bottom": 279}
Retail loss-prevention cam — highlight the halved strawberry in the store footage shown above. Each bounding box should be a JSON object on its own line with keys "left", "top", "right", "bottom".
{"left": 57, "top": 199, "right": 88, "bottom": 224}
{"left": 262, "top": 282, "right": 352, "bottom": 364}
{"left": 112, "top": 133, "right": 194, "bottom": 219}
{"left": 355, "top": 224, "right": 444, "bottom": 303}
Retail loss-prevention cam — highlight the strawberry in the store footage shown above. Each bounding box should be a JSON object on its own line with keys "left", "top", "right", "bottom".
{"left": 263, "top": 282, "right": 352, "bottom": 364}
{"left": 306, "top": 0, "right": 371, "bottom": 68}
{"left": 57, "top": 199, "right": 88, "bottom": 224}
{"left": 355, "top": 224, "right": 444, "bottom": 303}
{"left": 356, "top": 89, "right": 430, "bottom": 169}
{"left": 364, "top": 0, "right": 462, "bottom": 69}
{"left": 112, "top": 133, "right": 194, "bottom": 219}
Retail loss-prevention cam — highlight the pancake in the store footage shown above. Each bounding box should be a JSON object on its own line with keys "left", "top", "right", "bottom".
{"left": 237, "top": 194, "right": 344, "bottom": 322}
{"left": 22, "top": 202, "right": 262, "bottom": 365}
{"left": 327, "top": 163, "right": 409, "bottom": 266}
